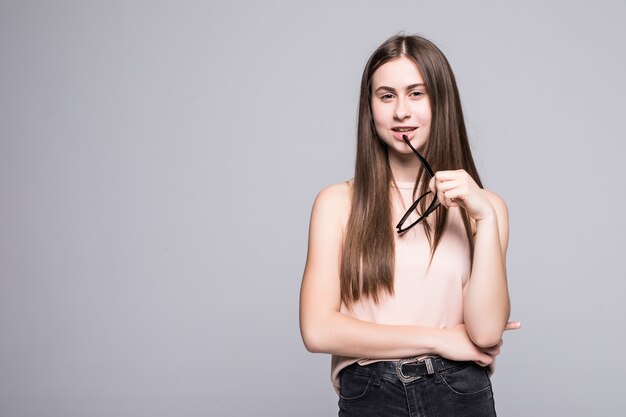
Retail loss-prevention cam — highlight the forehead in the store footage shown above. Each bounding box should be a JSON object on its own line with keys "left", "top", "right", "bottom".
{"left": 371, "top": 56, "right": 424, "bottom": 88}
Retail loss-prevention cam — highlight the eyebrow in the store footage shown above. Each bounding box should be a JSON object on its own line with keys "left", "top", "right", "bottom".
{"left": 374, "top": 83, "right": 425, "bottom": 93}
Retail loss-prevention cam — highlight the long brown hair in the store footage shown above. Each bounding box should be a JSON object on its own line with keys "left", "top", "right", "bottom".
{"left": 340, "top": 34, "right": 483, "bottom": 306}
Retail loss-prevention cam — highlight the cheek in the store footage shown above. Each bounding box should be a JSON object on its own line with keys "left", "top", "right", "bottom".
{"left": 414, "top": 102, "right": 432, "bottom": 125}
{"left": 370, "top": 103, "right": 384, "bottom": 131}
{"left": 371, "top": 101, "right": 390, "bottom": 127}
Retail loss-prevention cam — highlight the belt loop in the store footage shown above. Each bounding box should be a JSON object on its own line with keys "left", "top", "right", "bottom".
{"left": 373, "top": 362, "right": 382, "bottom": 386}
{"left": 425, "top": 358, "right": 435, "bottom": 375}
{"left": 432, "top": 357, "right": 444, "bottom": 384}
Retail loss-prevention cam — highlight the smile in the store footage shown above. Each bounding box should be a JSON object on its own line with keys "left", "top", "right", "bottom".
{"left": 391, "top": 126, "right": 418, "bottom": 141}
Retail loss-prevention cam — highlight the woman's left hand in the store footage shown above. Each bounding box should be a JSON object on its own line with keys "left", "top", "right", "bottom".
{"left": 428, "top": 170, "right": 495, "bottom": 221}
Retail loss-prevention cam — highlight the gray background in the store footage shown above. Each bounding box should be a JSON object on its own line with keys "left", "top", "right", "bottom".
{"left": 1, "top": 0, "right": 625, "bottom": 416}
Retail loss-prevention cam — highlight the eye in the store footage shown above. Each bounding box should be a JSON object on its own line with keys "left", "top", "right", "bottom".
{"left": 380, "top": 93, "right": 395, "bottom": 102}
{"left": 410, "top": 90, "right": 425, "bottom": 98}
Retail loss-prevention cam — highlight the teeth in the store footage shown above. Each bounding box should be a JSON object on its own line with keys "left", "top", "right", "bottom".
{"left": 393, "top": 128, "right": 416, "bottom": 132}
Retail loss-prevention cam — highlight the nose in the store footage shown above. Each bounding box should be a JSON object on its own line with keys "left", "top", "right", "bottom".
{"left": 394, "top": 97, "right": 411, "bottom": 120}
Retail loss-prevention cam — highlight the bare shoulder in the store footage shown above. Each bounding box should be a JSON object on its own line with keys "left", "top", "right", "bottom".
{"left": 316, "top": 180, "right": 352, "bottom": 201}
{"left": 305, "top": 181, "right": 352, "bottom": 270}
{"left": 311, "top": 180, "right": 352, "bottom": 225}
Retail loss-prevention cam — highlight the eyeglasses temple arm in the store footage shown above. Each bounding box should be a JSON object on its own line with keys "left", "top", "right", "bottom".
{"left": 402, "top": 134, "right": 435, "bottom": 177}
{"left": 395, "top": 193, "right": 440, "bottom": 234}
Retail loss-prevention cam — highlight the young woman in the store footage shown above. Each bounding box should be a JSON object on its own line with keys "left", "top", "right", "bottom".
{"left": 299, "top": 34, "right": 520, "bottom": 416}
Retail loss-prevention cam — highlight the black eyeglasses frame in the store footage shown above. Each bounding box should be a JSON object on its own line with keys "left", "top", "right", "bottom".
{"left": 395, "top": 135, "right": 440, "bottom": 234}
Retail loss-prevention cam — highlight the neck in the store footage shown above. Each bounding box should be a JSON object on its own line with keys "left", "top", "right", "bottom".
{"left": 388, "top": 149, "right": 421, "bottom": 183}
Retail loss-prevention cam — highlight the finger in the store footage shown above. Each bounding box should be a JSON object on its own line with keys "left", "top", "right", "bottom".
{"left": 478, "top": 340, "right": 504, "bottom": 360}
{"left": 435, "top": 181, "right": 458, "bottom": 206}
{"left": 483, "top": 348, "right": 500, "bottom": 358}
{"left": 428, "top": 177, "right": 436, "bottom": 194}
{"left": 437, "top": 189, "right": 448, "bottom": 207}
{"left": 440, "top": 191, "right": 457, "bottom": 209}
{"left": 433, "top": 170, "right": 463, "bottom": 181}
{"left": 440, "top": 189, "right": 465, "bottom": 209}
{"left": 432, "top": 179, "right": 446, "bottom": 207}
{"left": 442, "top": 189, "right": 463, "bottom": 204}
{"left": 476, "top": 353, "right": 493, "bottom": 367}
{"left": 504, "top": 322, "right": 521, "bottom": 330}
{"left": 434, "top": 180, "right": 461, "bottom": 193}
{"left": 481, "top": 343, "right": 501, "bottom": 354}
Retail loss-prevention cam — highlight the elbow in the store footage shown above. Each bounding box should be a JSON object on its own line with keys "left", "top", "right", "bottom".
{"left": 300, "top": 308, "right": 339, "bottom": 353}
{"left": 464, "top": 304, "right": 511, "bottom": 348}
{"left": 302, "top": 335, "right": 323, "bottom": 353}
{"left": 300, "top": 323, "right": 328, "bottom": 354}
{"left": 470, "top": 332, "right": 503, "bottom": 349}
{"left": 466, "top": 324, "right": 505, "bottom": 348}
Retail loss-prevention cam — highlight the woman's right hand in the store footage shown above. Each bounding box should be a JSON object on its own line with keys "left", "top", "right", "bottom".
{"left": 437, "top": 322, "right": 521, "bottom": 366}
{"left": 437, "top": 324, "right": 494, "bottom": 366}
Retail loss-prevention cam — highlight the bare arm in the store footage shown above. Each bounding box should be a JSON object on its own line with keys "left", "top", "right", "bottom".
{"left": 429, "top": 171, "right": 513, "bottom": 348}
{"left": 463, "top": 191, "right": 511, "bottom": 347}
{"left": 299, "top": 183, "right": 495, "bottom": 364}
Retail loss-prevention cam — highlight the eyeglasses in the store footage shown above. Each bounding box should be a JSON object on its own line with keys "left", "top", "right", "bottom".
{"left": 395, "top": 135, "right": 440, "bottom": 234}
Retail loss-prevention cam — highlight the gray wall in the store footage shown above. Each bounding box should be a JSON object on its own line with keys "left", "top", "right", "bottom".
{"left": 1, "top": 1, "right": 625, "bottom": 416}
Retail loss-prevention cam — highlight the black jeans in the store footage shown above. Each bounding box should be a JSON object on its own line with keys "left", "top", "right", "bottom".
{"left": 338, "top": 357, "right": 496, "bottom": 417}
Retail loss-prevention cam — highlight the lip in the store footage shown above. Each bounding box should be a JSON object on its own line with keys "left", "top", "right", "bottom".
{"left": 391, "top": 126, "right": 418, "bottom": 141}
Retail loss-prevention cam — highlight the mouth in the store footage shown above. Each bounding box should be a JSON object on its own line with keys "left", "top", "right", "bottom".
{"left": 391, "top": 127, "right": 417, "bottom": 133}
{"left": 391, "top": 126, "right": 418, "bottom": 141}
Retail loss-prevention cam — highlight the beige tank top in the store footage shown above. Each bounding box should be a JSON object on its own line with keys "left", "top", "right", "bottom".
{"left": 330, "top": 181, "right": 472, "bottom": 392}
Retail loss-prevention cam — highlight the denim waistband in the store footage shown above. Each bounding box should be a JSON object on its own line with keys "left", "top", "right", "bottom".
{"left": 344, "top": 356, "right": 471, "bottom": 384}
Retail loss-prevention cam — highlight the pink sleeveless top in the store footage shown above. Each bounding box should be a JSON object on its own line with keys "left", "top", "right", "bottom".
{"left": 330, "top": 181, "right": 472, "bottom": 392}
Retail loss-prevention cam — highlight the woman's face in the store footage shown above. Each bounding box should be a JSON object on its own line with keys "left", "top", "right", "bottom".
{"left": 370, "top": 56, "right": 432, "bottom": 154}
